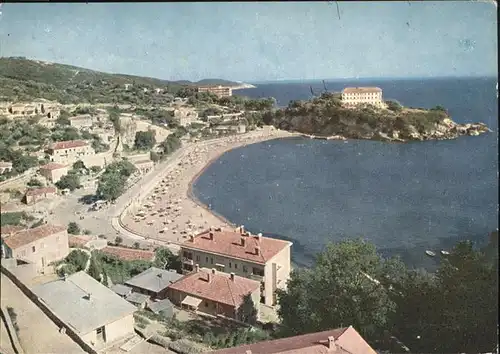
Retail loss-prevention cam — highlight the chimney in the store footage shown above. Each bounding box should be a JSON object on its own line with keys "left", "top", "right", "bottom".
{"left": 328, "top": 336, "right": 336, "bottom": 351}
{"left": 241, "top": 237, "right": 246, "bottom": 247}
{"left": 85, "top": 292, "right": 92, "bottom": 300}
{"left": 257, "top": 233, "right": 262, "bottom": 242}
{"left": 209, "top": 231, "right": 214, "bottom": 240}
{"left": 195, "top": 264, "right": 200, "bottom": 273}
{"left": 211, "top": 268, "right": 216, "bottom": 275}
{"left": 240, "top": 225, "right": 245, "bottom": 234}
{"left": 189, "top": 235, "right": 194, "bottom": 242}
{"left": 255, "top": 246, "right": 260, "bottom": 256}
{"left": 230, "top": 272, "right": 235, "bottom": 282}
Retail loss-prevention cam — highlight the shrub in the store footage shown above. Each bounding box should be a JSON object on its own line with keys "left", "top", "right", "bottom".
{"left": 168, "top": 339, "right": 208, "bottom": 354}
{"left": 67, "top": 222, "right": 80, "bottom": 235}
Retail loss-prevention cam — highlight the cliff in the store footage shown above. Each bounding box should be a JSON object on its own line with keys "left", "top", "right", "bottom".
{"left": 266, "top": 93, "right": 490, "bottom": 142}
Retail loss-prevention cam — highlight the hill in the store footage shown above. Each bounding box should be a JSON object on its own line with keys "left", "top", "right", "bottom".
{"left": 264, "top": 92, "right": 490, "bottom": 142}
{"left": 0, "top": 57, "right": 241, "bottom": 104}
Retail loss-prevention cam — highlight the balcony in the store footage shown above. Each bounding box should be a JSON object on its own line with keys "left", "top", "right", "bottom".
{"left": 250, "top": 273, "right": 265, "bottom": 282}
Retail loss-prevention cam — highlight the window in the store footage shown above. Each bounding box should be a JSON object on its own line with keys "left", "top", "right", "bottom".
{"left": 205, "top": 256, "right": 208, "bottom": 263}
{"left": 243, "top": 265, "right": 248, "bottom": 273}
{"left": 205, "top": 302, "right": 208, "bottom": 307}
{"left": 32, "top": 246, "right": 36, "bottom": 253}
{"left": 210, "top": 257, "right": 213, "bottom": 264}
{"left": 196, "top": 255, "right": 200, "bottom": 262}
{"left": 234, "top": 263, "right": 238, "bottom": 269}
{"left": 229, "top": 262, "right": 232, "bottom": 268}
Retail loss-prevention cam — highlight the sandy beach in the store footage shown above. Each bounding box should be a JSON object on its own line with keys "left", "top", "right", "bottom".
{"left": 120, "top": 126, "right": 297, "bottom": 245}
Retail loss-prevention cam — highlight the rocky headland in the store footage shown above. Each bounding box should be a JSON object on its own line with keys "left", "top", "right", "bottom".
{"left": 264, "top": 92, "right": 491, "bottom": 143}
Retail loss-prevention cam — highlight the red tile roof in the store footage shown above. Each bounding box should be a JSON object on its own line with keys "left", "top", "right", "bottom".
{"left": 2, "top": 224, "right": 67, "bottom": 249}
{"left": 69, "top": 235, "right": 93, "bottom": 248}
{"left": 49, "top": 140, "right": 89, "bottom": 150}
{"left": 167, "top": 268, "right": 260, "bottom": 308}
{"left": 182, "top": 227, "right": 291, "bottom": 265}
{"left": 209, "top": 326, "right": 377, "bottom": 354}
{"left": 342, "top": 87, "right": 382, "bottom": 94}
{"left": 0, "top": 225, "right": 25, "bottom": 237}
{"left": 25, "top": 187, "right": 57, "bottom": 197}
{"left": 40, "top": 162, "right": 67, "bottom": 171}
{"left": 100, "top": 246, "right": 155, "bottom": 261}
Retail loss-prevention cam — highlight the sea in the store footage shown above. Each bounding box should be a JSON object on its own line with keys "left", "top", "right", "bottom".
{"left": 192, "top": 77, "right": 498, "bottom": 270}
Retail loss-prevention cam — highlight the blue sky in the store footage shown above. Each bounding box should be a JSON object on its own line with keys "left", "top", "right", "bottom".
{"left": 0, "top": 2, "right": 497, "bottom": 82}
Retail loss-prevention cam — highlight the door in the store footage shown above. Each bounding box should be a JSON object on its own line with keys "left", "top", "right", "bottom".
{"left": 96, "top": 326, "right": 106, "bottom": 343}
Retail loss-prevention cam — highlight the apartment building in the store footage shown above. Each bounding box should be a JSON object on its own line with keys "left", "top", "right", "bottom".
{"left": 39, "top": 162, "right": 68, "bottom": 183}
{"left": 0, "top": 224, "right": 69, "bottom": 273}
{"left": 180, "top": 226, "right": 292, "bottom": 306}
{"left": 0, "top": 161, "right": 13, "bottom": 174}
{"left": 209, "top": 326, "right": 377, "bottom": 354}
{"left": 47, "top": 140, "right": 94, "bottom": 164}
{"left": 167, "top": 267, "right": 260, "bottom": 321}
{"left": 69, "top": 114, "right": 93, "bottom": 129}
{"left": 341, "top": 87, "right": 384, "bottom": 107}
{"left": 197, "top": 85, "right": 233, "bottom": 98}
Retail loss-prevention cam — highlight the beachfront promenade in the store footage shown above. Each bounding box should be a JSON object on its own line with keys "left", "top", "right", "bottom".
{"left": 111, "top": 127, "right": 296, "bottom": 249}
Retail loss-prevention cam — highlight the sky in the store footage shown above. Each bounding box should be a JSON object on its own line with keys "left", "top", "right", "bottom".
{"left": 0, "top": 2, "right": 497, "bottom": 82}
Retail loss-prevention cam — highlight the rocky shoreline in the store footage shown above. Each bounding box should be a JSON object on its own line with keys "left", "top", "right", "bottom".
{"left": 294, "top": 119, "right": 491, "bottom": 143}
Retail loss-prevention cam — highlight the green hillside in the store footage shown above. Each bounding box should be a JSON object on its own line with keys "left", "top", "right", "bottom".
{"left": 0, "top": 57, "right": 240, "bottom": 104}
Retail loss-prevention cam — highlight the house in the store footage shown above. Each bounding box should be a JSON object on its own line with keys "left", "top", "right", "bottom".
{"left": 180, "top": 226, "right": 292, "bottom": 306}
{"left": 341, "top": 87, "right": 384, "bottom": 108}
{"left": 69, "top": 114, "right": 93, "bottom": 129}
{"left": 0, "top": 161, "right": 13, "bottom": 174}
{"left": 167, "top": 266, "right": 260, "bottom": 321}
{"left": 110, "top": 284, "right": 133, "bottom": 298}
{"left": 24, "top": 187, "right": 57, "bottom": 205}
{"left": 0, "top": 224, "right": 69, "bottom": 273}
{"left": 100, "top": 246, "right": 155, "bottom": 262}
{"left": 124, "top": 267, "right": 183, "bottom": 300}
{"left": 132, "top": 160, "right": 154, "bottom": 174}
{"left": 32, "top": 271, "right": 137, "bottom": 350}
{"left": 197, "top": 85, "right": 233, "bottom": 98}
{"left": 39, "top": 163, "right": 68, "bottom": 183}
{"left": 47, "top": 140, "right": 94, "bottom": 164}
{"left": 147, "top": 298, "right": 175, "bottom": 317}
{"left": 209, "top": 326, "right": 378, "bottom": 354}
{"left": 125, "top": 292, "right": 150, "bottom": 309}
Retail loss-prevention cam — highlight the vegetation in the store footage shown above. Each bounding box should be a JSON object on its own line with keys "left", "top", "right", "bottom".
{"left": 134, "top": 131, "right": 156, "bottom": 150}
{"left": 67, "top": 222, "right": 81, "bottom": 235}
{"left": 263, "top": 92, "right": 451, "bottom": 140}
{"left": 96, "top": 159, "right": 136, "bottom": 201}
{"left": 159, "top": 134, "right": 182, "bottom": 157}
{"left": 153, "top": 247, "right": 182, "bottom": 272}
{"left": 55, "top": 172, "right": 81, "bottom": 191}
{"left": 0, "top": 211, "right": 34, "bottom": 227}
{"left": 276, "top": 238, "right": 498, "bottom": 353}
{"left": 27, "top": 177, "right": 43, "bottom": 187}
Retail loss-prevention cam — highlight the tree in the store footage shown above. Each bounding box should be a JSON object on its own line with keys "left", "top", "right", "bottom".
{"left": 154, "top": 247, "right": 181, "bottom": 272}
{"left": 65, "top": 250, "right": 89, "bottom": 271}
{"left": 67, "top": 222, "right": 80, "bottom": 235}
{"left": 277, "top": 239, "right": 397, "bottom": 341}
{"left": 160, "top": 135, "right": 181, "bottom": 156}
{"left": 87, "top": 252, "right": 104, "bottom": 283}
{"left": 72, "top": 160, "right": 86, "bottom": 171}
{"left": 150, "top": 151, "right": 160, "bottom": 162}
{"left": 385, "top": 100, "right": 402, "bottom": 112}
{"left": 27, "top": 178, "right": 43, "bottom": 187}
{"left": 55, "top": 173, "right": 80, "bottom": 191}
{"left": 96, "top": 171, "right": 126, "bottom": 201}
{"left": 90, "top": 165, "right": 101, "bottom": 174}
{"left": 133, "top": 242, "right": 140, "bottom": 249}
{"left": 115, "top": 236, "right": 123, "bottom": 245}
{"left": 237, "top": 294, "right": 258, "bottom": 325}
{"left": 134, "top": 131, "right": 156, "bottom": 150}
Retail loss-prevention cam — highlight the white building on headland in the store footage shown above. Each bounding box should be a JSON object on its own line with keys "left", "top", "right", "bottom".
{"left": 341, "top": 87, "right": 384, "bottom": 108}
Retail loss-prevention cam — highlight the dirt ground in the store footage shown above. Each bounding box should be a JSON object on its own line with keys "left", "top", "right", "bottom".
{"left": 0, "top": 273, "right": 85, "bottom": 354}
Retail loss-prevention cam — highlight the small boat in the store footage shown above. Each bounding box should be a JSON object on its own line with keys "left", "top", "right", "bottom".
{"left": 440, "top": 250, "right": 450, "bottom": 256}
{"left": 425, "top": 250, "right": 436, "bottom": 257}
